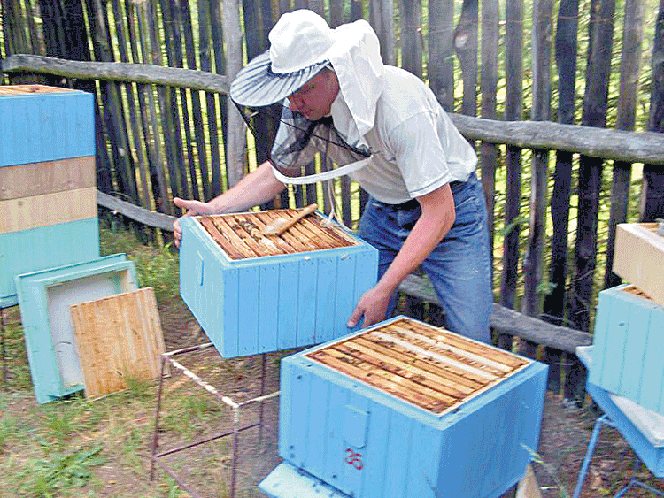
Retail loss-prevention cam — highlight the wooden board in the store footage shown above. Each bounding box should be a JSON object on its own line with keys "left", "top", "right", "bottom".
{"left": 613, "top": 222, "right": 664, "bottom": 306}
{"left": 0, "top": 156, "right": 95, "bottom": 201}
{"left": 0, "top": 187, "right": 97, "bottom": 233}
{"left": 70, "top": 288, "right": 166, "bottom": 398}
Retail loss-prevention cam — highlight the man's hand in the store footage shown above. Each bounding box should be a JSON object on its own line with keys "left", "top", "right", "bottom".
{"left": 347, "top": 284, "right": 393, "bottom": 328}
{"left": 173, "top": 197, "right": 214, "bottom": 248}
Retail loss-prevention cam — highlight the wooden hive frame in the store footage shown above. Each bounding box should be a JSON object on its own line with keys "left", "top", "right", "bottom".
{"left": 306, "top": 317, "right": 531, "bottom": 416}
{"left": 196, "top": 209, "right": 359, "bottom": 260}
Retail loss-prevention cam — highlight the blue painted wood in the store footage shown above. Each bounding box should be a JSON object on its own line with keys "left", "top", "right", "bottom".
{"left": 586, "top": 381, "right": 664, "bottom": 477}
{"left": 260, "top": 463, "right": 349, "bottom": 498}
{"left": 590, "top": 285, "right": 664, "bottom": 415}
{"left": 0, "top": 218, "right": 100, "bottom": 308}
{"left": 15, "top": 255, "right": 137, "bottom": 403}
{"left": 179, "top": 216, "right": 378, "bottom": 358}
{"left": 0, "top": 90, "right": 95, "bottom": 167}
{"left": 276, "top": 317, "right": 549, "bottom": 498}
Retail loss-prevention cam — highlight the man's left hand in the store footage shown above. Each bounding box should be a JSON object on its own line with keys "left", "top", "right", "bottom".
{"left": 347, "top": 285, "right": 393, "bottom": 328}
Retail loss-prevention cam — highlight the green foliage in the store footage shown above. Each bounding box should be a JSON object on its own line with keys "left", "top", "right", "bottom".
{"left": 17, "top": 444, "right": 105, "bottom": 496}
{"left": 99, "top": 223, "right": 180, "bottom": 303}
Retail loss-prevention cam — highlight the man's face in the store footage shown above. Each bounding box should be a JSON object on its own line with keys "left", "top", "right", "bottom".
{"left": 287, "top": 69, "right": 339, "bottom": 120}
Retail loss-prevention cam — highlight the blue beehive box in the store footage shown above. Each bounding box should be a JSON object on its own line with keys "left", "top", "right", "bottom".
{"left": 590, "top": 284, "right": 664, "bottom": 416}
{"left": 15, "top": 255, "right": 138, "bottom": 403}
{"left": 0, "top": 85, "right": 98, "bottom": 308}
{"left": 179, "top": 210, "right": 378, "bottom": 358}
{"left": 263, "top": 316, "right": 548, "bottom": 498}
{"left": 578, "top": 346, "right": 664, "bottom": 477}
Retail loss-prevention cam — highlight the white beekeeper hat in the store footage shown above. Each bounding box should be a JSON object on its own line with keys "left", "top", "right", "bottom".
{"left": 230, "top": 10, "right": 384, "bottom": 138}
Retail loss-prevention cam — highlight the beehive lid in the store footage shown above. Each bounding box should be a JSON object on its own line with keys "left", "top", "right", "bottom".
{"left": 0, "top": 85, "right": 77, "bottom": 95}
{"left": 196, "top": 210, "right": 360, "bottom": 260}
{"left": 306, "top": 317, "right": 532, "bottom": 416}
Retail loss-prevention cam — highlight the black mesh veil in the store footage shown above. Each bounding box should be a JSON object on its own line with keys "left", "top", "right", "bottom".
{"left": 234, "top": 101, "right": 372, "bottom": 184}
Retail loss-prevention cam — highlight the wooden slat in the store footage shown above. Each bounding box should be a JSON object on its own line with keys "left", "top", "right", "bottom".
{"left": 307, "top": 317, "right": 532, "bottom": 414}
{"left": 0, "top": 187, "right": 97, "bottom": 233}
{"left": 69, "top": 288, "right": 166, "bottom": 398}
{"left": 197, "top": 211, "right": 359, "bottom": 259}
{"left": 198, "top": 217, "right": 246, "bottom": 259}
{"left": 0, "top": 157, "right": 96, "bottom": 200}
{"left": 355, "top": 335, "right": 483, "bottom": 391}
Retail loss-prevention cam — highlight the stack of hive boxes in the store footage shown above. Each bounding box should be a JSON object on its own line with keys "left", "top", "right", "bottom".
{"left": 0, "top": 85, "right": 99, "bottom": 308}
{"left": 2, "top": 85, "right": 164, "bottom": 404}
{"left": 590, "top": 222, "right": 664, "bottom": 415}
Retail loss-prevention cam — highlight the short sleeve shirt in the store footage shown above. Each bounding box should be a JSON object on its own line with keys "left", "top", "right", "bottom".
{"left": 332, "top": 66, "right": 477, "bottom": 204}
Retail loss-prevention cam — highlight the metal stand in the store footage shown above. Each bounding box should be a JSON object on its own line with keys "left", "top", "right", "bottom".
{"left": 573, "top": 347, "right": 663, "bottom": 498}
{"left": 149, "top": 343, "right": 280, "bottom": 498}
{"left": 573, "top": 414, "right": 664, "bottom": 498}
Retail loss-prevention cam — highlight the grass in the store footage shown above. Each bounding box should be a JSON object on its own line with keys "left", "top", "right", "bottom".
{"left": 0, "top": 223, "right": 255, "bottom": 497}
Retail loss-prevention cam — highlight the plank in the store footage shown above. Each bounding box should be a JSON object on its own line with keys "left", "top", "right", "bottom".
{"left": 0, "top": 156, "right": 95, "bottom": 200}
{"left": 70, "top": 288, "right": 166, "bottom": 398}
{"left": 0, "top": 187, "right": 97, "bottom": 233}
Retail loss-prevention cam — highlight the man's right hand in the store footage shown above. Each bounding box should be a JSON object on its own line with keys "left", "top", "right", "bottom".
{"left": 173, "top": 197, "right": 214, "bottom": 248}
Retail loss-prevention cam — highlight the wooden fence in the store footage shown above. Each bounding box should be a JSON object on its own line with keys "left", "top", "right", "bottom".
{"left": 2, "top": 0, "right": 664, "bottom": 400}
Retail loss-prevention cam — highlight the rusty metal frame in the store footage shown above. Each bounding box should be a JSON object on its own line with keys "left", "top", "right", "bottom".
{"left": 149, "top": 342, "right": 280, "bottom": 498}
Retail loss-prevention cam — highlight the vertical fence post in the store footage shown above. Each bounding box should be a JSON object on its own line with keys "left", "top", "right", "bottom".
{"left": 222, "top": 0, "right": 246, "bottom": 189}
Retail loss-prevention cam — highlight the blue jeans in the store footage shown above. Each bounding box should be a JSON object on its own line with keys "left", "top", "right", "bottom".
{"left": 358, "top": 172, "right": 492, "bottom": 343}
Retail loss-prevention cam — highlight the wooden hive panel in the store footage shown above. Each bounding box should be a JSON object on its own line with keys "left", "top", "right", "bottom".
{"left": 590, "top": 284, "right": 664, "bottom": 415}
{"left": 70, "top": 288, "right": 167, "bottom": 398}
{"left": 613, "top": 222, "right": 664, "bottom": 306}
{"left": 0, "top": 85, "right": 94, "bottom": 167}
{"left": 15, "top": 255, "right": 138, "bottom": 403}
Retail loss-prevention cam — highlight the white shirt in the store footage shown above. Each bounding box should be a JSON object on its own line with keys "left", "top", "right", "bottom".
{"left": 330, "top": 66, "right": 477, "bottom": 204}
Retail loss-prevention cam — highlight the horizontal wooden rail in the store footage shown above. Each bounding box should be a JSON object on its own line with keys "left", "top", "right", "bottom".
{"left": 1, "top": 54, "right": 229, "bottom": 93}
{"left": 450, "top": 114, "right": 664, "bottom": 166}
{"left": 397, "top": 274, "right": 592, "bottom": 354}
{"left": 2, "top": 54, "right": 664, "bottom": 165}
{"left": 97, "top": 191, "right": 175, "bottom": 231}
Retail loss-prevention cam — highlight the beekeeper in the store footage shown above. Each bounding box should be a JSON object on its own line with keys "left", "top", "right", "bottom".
{"left": 173, "top": 10, "right": 492, "bottom": 343}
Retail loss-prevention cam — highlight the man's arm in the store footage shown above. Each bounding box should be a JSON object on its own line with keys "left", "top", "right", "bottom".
{"left": 347, "top": 183, "right": 456, "bottom": 327}
{"left": 173, "top": 161, "right": 286, "bottom": 246}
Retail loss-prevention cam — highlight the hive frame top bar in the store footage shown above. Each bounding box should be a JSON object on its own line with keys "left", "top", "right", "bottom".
{"left": 192, "top": 209, "right": 362, "bottom": 261}
{"left": 304, "top": 316, "right": 533, "bottom": 418}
